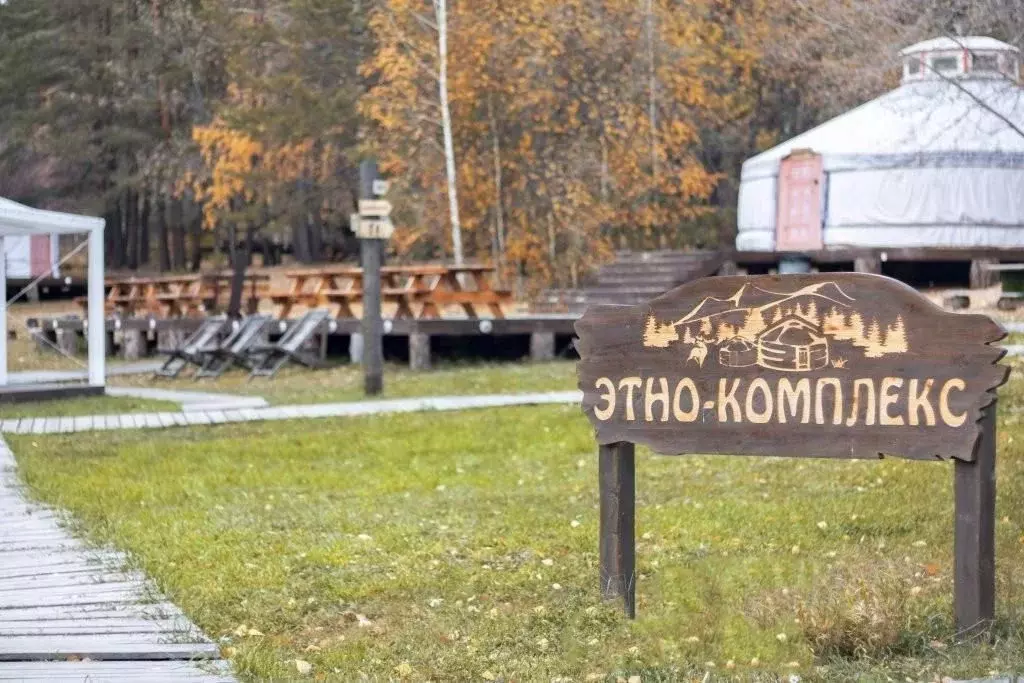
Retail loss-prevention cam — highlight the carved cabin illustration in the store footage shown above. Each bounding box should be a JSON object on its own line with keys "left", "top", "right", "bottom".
{"left": 718, "top": 337, "right": 757, "bottom": 367}
{"left": 756, "top": 315, "right": 829, "bottom": 371}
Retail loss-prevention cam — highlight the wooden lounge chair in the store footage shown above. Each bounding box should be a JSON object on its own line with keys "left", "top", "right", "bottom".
{"left": 154, "top": 316, "right": 228, "bottom": 379}
{"left": 247, "top": 309, "right": 330, "bottom": 379}
{"left": 193, "top": 314, "right": 271, "bottom": 380}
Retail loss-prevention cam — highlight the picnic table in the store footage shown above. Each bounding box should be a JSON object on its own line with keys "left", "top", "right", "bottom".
{"left": 982, "top": 263, "right": 1024, "bottom": 310}
{"left": 78, "top": 272, "right": 269, "bottom": 318}
{"left": 268, "top": 264, "right": 512, "bottom": 320}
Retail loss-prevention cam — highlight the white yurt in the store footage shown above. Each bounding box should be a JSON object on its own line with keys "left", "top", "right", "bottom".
{"left": 736, "top": 36, "right": 1024, "bottom": 254}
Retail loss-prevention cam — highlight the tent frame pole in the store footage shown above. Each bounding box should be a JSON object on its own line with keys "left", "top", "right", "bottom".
{"left": 0, "top": 235, "right": 7, "bottom": 387}
{"left": 87, "top": 227, "right": 105, "bottom": 387}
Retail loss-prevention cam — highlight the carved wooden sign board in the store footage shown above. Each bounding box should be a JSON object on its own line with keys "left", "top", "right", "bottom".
{"left": 577, "top": 273, "right": 1006, "bottom": 461}
{"left": 575, "top": 273, "right": 1008, "bottom": 627}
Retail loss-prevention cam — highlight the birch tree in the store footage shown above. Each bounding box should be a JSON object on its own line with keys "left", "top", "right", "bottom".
{"left": 433, "top": 0, "right": 463, "bottom": 264}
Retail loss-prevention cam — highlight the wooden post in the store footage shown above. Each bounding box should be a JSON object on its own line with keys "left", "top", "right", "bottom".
{"left": 599, "top": 441, "right": 636, "bottom": 618}
{"left": 954, "top": 401, "right": 997, "bottom": 634}
{"left": 409, "top": 331, "right": 431, "bottom": 371}
{"left": 360, "top": 159, "right": 385, "bottom": 396}
{"left": 530, "top": 331, "right": 556, "bottom": 361}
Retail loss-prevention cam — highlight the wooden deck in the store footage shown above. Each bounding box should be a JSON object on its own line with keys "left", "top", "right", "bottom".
{"left": 0, "top": 437, "right": 235, "bottom": 681}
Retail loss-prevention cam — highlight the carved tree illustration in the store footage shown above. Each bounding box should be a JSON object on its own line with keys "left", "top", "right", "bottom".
{"left": 863, "top": 318, "right": 885, "bottom": 356}
{"left": 805, "top": 301, "right": 819, "bottom": 325}
{"left": 844, "top": 311, "right": 865, "bottom": 344}
{"left": 885, "top": 315, "right": 909, "bottom": 353}
{"left": 823, "top": 307, "right": 844, "bottom": 335}
{"left": 739, "top": 307, "right": 767, "bottom": 340}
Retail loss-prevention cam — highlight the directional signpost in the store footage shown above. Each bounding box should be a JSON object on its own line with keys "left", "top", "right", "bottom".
{"left": 356, "top": 160, "right": 391, "bottom": 396}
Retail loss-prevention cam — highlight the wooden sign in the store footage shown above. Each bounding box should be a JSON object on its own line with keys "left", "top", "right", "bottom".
{"left": 576, "top": 273, "right": 1008, "bottom": 630}
{"left": 578, "top": 273, "right": 1006, "bottom": 461}
{"left": 350, "top": 214, "right": 395, "bottom": 240}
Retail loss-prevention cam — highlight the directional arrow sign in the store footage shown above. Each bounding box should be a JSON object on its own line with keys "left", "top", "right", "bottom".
{"left": 358, "top": 199, "right": 393, "bottom": 218}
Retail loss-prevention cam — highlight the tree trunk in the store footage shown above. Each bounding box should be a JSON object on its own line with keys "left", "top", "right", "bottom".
{"left": 125, "top": 190, "right": 139, "bottom": 270}
{"left": 435, "top": 0, "right": 463, "bottom": 265}
{"left": 105, "top": 201, "right": 121, "bottom": 267}
{"left": 109, "top": 193, "right": 126, "bottom": 269}
{"left": 170, "top": 198, "right": 186, "bottom": 269}
{"left": 227, "top": 223, "right": 255, "bottom": 319}
{"left": 644, "top": 0, "right": 658, "bottom": 181}
{"left": 292, "top": 211, "right": 311, "bottom": 263}
{"left": 487, "top": 94, "right": 505, "bottom": 283}
{"left": 139, "top": 194, "right": 151, "bottom": 265}
{"left": 156, "top": 195, "right": 170, "bottom": 272}
{"left": 189, "top": 201, "right": 203, "bottom": 272}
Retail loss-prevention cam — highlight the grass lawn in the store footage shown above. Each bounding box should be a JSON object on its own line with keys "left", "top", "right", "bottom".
{"left": 1, "top": 394, "right": 180, "bottom": 420}
{"left": 9, "top": 381, "right": 1024, "bottom": 681}
{"left": 115, "top": 360, "right": 578, "bottom": 405}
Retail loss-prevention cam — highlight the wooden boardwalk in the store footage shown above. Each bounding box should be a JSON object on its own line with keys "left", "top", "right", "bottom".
{"left": 0, "top": 391, "right": 584, "bottom": 436}
{"left": 0, "top": 437, "right": 235, "bottom": 681}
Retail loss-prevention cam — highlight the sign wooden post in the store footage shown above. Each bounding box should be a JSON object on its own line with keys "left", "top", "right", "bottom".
{"left": 599, "top": 441, "right": 636, "bottom": 619}
{"left": 954, "top": 402, "right": 997, "bottom": 633}
{"left": 356, "top": 159, "right": 390, "bottom": 396}
{"left": 576, "top": 273, "right": 1008, "bottom": 631}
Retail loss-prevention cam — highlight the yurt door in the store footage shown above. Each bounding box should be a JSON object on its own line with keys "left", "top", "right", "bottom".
{"left": 795, "top": 347, "right": 810, "bottom": 370}
{"left": 29, "top": 235, "right": 52, "bottom": 278}
{"left": 775, "top": 150, "right": 823, "bottom": 251}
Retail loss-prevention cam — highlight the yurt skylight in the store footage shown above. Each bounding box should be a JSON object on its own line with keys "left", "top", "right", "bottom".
{"left": 900, "top": 36, "right": 1020, "bottom": 84}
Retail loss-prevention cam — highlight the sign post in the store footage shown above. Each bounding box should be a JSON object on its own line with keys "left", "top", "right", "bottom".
{"left": 576, "top": 273, "right": 1008, "bottom": 632}
{"left": 355, "top": 160, "right": 392, "bottom": 396}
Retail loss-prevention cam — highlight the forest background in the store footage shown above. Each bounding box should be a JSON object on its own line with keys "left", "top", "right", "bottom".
{"left": 0, "top": 0, "right": 1021, "bottom": 296}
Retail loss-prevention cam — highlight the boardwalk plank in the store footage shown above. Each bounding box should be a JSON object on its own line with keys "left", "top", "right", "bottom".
{"left": 0, "top": 572, "right": 143, "bottom": 592}
{"left": 0, "top": 621, "right": 200, "bottom": 636}
{"left": 0, "top": 603, "right": 182, "bottom": 622}
{"left": 0, "top": 660, "right": 235, "bottom": 681}
{"left": 0, "top": 565, "right": 100, "bottom": 581}
{"left": 0, "top": 635, "right": 220, "bottom": 660}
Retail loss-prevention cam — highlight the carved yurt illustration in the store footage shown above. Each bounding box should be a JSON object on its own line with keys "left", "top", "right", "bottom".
{"left": 757, "top": 316, "right": 829, "bottom": 371}
{"left": 718, "top": 337, "right": 757, "bottom": 367}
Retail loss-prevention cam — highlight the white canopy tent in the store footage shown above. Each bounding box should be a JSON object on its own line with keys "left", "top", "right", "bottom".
{"left": 737, "top": 36, "right": 1024, "bottom": 252}
{"left": 1, "top": 197, "right": 105, "bottom": 387}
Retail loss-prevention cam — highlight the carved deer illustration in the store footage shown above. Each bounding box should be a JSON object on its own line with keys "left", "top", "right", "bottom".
{"left": 687, "top": 339, "right": 709, "bottom": 367}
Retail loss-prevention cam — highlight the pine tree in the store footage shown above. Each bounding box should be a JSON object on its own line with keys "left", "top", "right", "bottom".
{"left": 805, "top": 301, "right": 819, "bottom": 325}
{"left": 885, "top": 316, "right": 908, "bottom": 353}
{"left": 847, "top": 312, "right": 865, "bottom": 345}
{"left": 823, "top": 307, "right": 843, "bottom": 335}
{"left": 864, "top": 319, "right": 884, "bottom": 356}
{"left": 740, "top": 308, "right": 767, "bottom": 340}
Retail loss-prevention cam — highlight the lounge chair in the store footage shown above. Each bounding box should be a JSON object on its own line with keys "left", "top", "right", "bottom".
{"left": 247, "top": 309, "right": 330, "bottom": 379}
{"left": 154, "top": 316, "right": 228, "bottom": 379}
{"left": 193, "top": 314, "right": 271, "bottom": 379}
